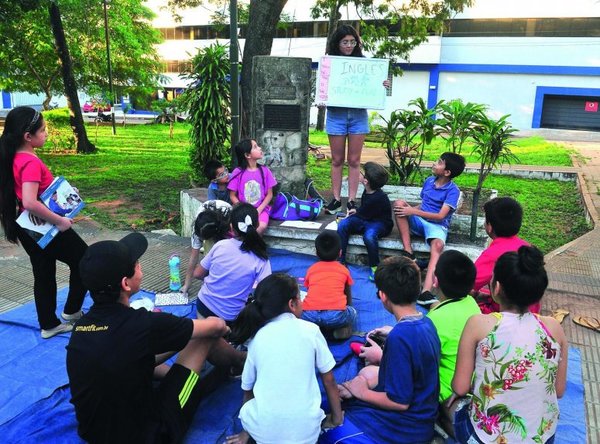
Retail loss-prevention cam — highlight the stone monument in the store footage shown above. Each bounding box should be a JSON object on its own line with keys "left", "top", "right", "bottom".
{"left": 251, "top": 56, "right": 312, "bottom": 197}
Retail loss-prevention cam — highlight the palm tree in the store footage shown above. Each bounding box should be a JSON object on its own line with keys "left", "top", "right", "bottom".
{"left": 470, "top": 112, "right": 519, "bottom": 240}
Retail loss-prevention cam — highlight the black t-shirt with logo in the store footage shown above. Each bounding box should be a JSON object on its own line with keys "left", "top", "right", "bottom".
{"left": 66, "top": 302, "right": 193, "bottom": 443}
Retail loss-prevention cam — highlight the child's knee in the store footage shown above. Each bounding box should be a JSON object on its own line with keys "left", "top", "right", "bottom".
{"left": 430, "top": 239, "right": 445, "bottom": 254}
{"left": 393, "top": 199, "right": 407, "bottom": 207}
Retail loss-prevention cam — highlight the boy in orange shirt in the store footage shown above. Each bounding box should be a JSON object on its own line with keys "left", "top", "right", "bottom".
{"left": 301, "top": 231, "right": 356, "bottom": 339}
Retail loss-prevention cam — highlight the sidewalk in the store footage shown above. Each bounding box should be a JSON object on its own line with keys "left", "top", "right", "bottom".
{"left": 1, "top": 134, "right": 599, "bottom": 441}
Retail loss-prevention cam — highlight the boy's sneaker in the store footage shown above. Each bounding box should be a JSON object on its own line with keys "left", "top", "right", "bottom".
{"left": 416, "top": 258, "right": 429, "bottom": 270}
{"left": 61, "top": 310, "right": 83, "bottom": 323}
{"left": 41, "top": 322, "right": 73, "bottom": 339}
{"left": 325, "top": 198, "right": 342, "bottom": 214}
{"left": 399, "top": 250, "right": 416, "bottom": 261}
{"left": 416, "top": 290, "right": 439, "bottom": 308}
{"left": 369, "top": 266, "right": 377, "bottom": 282}
{"left": 346, "top": 200, "right": 357, "bottom": 212}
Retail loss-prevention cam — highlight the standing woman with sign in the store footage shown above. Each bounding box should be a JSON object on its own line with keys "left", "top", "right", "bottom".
{"left": 324, "top": 25, "right": 386, "bottom": 215}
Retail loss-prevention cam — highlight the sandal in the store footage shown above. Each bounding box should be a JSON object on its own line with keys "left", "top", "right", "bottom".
{"left": 572, "top": 315, "right": 600, "bottom": 332}
{"left": 550, "top": 308, "right": 569, "bottom": 324}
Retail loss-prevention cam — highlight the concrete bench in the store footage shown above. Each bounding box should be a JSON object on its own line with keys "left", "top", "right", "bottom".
{"left": 180, "top": 185, "right": 489, "bottom": 263}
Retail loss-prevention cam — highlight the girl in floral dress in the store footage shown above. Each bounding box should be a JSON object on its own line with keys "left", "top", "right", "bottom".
{"left": 449, "top": 246, "right": 568, "bottom": 443}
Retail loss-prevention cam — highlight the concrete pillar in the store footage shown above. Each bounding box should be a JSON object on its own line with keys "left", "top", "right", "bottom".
{"left": 251, "top": 56, "right": 312, "bottom": 197}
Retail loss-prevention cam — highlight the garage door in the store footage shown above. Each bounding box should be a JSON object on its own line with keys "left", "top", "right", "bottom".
{"left": 541, "top": 94, "right": 600, "bottom": 131}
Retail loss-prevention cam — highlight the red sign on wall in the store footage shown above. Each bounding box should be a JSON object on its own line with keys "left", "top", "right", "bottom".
{"left": 585, "top": 101, "right": 598, "bottom": 112}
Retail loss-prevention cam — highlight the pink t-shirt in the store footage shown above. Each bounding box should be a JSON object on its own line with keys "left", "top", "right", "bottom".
{"left": 473, "top": 236, "right": 529, "bottom": 292}
{"left": 227, "top": 166, "right": 277, "bottom": 208}
{"left": 13, "top": 152, "right": 54, "bottom": 210}
{"left": 474, "top": 235, "right": 540, "bottom": 314}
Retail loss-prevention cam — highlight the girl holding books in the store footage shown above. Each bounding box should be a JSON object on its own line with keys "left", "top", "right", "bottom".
{"left": 228, "top": 139, "right": 277, "bottom": 235}
{"left": 0, "top": 106, "right": 87, "bottom": 339}
{"left": 226, "top": 273, "right": 343, "bottom": 444}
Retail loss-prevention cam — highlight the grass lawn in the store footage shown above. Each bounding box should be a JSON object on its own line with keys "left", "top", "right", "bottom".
{"left": 39, "top": 123, "right": 589, "bottom": 254}
{"left": 309, "top": 130, "right": 574, "bottom": 166}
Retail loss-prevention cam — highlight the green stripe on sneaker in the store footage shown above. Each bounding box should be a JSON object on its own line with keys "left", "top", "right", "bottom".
{"left": 178, "top": 371, "right": 199, "bottom": 408}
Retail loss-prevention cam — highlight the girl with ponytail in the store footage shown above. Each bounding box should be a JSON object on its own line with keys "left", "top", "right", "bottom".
{"left": 0, "top": 106, "right": 87, "bottom": 339}
{"left": 225, "top": 273, "right": 343, "bottom": 444}
{"left": 448, "top": 246, "right": 568, "bottom": 443}
{"left": 193, "top": 203, "right": 271, "bottom": 322}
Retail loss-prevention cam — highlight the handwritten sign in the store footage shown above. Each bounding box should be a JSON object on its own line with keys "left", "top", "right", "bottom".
{"left": 316, "top": 55, "right": 389, "bottom": 110}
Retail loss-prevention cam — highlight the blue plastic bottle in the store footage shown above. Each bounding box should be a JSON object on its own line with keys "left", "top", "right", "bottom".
{"left": 168, "top": 254, "right": 181, "bottom": 291}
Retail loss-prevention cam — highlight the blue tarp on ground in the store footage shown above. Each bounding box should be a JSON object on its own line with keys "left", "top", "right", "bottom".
{"left": 0, "top": 248, "right": 587, "bottom": 443}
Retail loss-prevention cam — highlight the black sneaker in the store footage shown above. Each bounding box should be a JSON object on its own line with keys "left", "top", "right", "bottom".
{"left": 416, "top": 258, "right": 430, "bottom": 270}
{"left": 399, "top": 250, "right": 416, "bottom": 261}
{"left": 325, "top": 198, "right": 342, "bottom": 214}
{"left": 347, "top": 200, "right": 357, "bottom": 212}
{"left": 417, "top": 290, "right": 439, "bottom": 308}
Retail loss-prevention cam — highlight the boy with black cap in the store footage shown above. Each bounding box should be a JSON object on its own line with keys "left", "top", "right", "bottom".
{"left": 66, "top": 232, "right": 245, "bottom": 443}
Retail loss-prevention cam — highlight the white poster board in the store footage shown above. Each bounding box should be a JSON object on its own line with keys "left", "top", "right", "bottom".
{"left": 316, "top": 55, "right": 389, "bottom": 110}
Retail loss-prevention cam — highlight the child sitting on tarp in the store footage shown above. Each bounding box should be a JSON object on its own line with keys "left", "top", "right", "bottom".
{"left": 321, "top": 256, "right": 441, "bottom": 444}
{"left": 301, "top": 231, "right": 356, "bottom": 340}
{"left": 426, "top": 250, "right": 480, "bottom": 435}
{"left": 472, "top": 196, "right": 540, "bottom": 314}
{"left": 181, "top": 199, "right": 231, "bottom": 297}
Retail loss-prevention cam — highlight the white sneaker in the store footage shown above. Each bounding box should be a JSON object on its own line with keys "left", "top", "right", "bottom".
{"left": 41, "top": 322, "right": 73, "bottom": 339}
{"left": 61, "top": 310, "right": 83, "bottom": 322}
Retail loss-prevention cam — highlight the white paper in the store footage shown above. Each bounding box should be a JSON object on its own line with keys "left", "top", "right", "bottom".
{"left": 324, "top": 221, "right": 338, "bottom": 231}
{"left": 280, "top": 220, "right": 322, "bottom": 229}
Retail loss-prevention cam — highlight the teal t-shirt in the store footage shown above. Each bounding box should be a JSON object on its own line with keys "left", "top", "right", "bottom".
{"left": 427, "top": 295, "right": 480, "bottom": 401}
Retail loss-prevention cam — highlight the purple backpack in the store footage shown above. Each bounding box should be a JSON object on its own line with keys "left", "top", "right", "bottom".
{"left": 269, "top": 192, "right": 323, "bottom": 221}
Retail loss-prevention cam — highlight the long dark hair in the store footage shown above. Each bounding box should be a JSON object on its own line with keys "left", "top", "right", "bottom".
{"left": 327, "top": 25, "right": 363, "bottom": 57}
{"left": 0, "top": 106, "right": 44, "bottom": 243}
{"left": 492, "top": 245, "right": 548, "bottom": 312}
{"left": 233, "top": 139, "right": 254, "bottom": 170}
{"left": 194, "top": 201, "right": 231, "bottom": 242}
{"left": 230, "top": 273, "right": 299, "bottom": 343}
{"left": 231, "top": 203, "right": 268, "bottom": 260}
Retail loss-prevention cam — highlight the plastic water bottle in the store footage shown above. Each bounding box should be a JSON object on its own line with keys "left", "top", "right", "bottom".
{"left": 168, "top": 254, "right": 181, "bottom": 291}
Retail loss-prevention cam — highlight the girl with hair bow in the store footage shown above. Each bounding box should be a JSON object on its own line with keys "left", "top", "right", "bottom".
{"left": 193, "top": 203, "right": 271, "bottom": 323}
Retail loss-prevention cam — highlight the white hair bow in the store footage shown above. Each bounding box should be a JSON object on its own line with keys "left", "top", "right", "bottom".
{"left": 237, "top": 215, "right": 253, "bottom": 233}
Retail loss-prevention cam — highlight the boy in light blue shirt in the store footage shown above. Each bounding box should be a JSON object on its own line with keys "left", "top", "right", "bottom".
{"left": 205, "top": 159, "right": 231, "bottom": 203}
{"left": 393, "top": 152, "right": 465, "bottom": 306}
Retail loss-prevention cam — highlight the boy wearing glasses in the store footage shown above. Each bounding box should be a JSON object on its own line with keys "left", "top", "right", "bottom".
{"left": 337, "top": 162, "right": 393, "bottom": 281}
{"left": 204, "top": 160, "right": 231, "bottom": 203}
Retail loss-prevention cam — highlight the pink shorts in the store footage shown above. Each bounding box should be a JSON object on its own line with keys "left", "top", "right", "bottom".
{"left": 258, "top": 205, "right": 271, "bottom": 225}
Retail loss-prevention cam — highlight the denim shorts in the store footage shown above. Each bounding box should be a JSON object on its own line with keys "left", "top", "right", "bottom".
{"left": 453, "top": 400, "right": 484, "bottom": 444}
{"left": 326, "top": 107, "right": 369, "bottom": 136}
{"left": 454, "top": 400, "right": 556, "bottom": 444}
{"left": 409, "top": 215, "right": 448, "bottom": 245}
{"left": 301, "top": 306, "right": 357, "bottom": 329}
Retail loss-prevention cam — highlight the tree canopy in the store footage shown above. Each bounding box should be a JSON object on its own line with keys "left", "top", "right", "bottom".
{"left": 0, "top": 0, "right": 164, "bottom": 108}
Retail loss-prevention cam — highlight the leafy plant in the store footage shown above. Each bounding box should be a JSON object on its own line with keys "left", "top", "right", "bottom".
{"left": 179, "top": 43, "right": 231, "bottom": 184}
{"left": 436, "top": 99, "right": 486, "bottom": 154}
{"left": 380, "top": 98, "right": 439, "bottom": 185}
{"left": 469, "top": 112, "right": 519, "bottom": 240}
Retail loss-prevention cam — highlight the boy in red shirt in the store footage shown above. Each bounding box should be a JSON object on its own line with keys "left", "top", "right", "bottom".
{"left": 301, "top": 231, "right": 356, "bottom": 339}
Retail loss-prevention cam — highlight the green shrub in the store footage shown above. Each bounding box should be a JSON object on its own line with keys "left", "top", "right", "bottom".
{"left": 42, "top": 108, "right": 76, "bottom": 152}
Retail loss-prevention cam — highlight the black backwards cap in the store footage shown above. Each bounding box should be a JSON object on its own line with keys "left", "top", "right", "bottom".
{"left": 79, "top": 232, "right": 148, "bottom": 301}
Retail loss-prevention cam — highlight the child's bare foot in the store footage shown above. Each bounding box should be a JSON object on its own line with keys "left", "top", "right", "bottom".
{"left": 225, "top": 430, "right": 251, "bottom": 444}
{"left": 338, "top": 382, "right": 353, "bottom": 400}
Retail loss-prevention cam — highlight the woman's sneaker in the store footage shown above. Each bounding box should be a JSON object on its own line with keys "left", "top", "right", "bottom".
{"left": 61, "top": 310, "right": 83, "bottom": 323}
{"left": 41, "top": 322, "right": 73, "bottom": 339}
{"left": 325, "top": 198, "right": 342, "bottom": 214}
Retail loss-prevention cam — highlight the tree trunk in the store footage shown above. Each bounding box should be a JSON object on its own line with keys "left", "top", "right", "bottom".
{"left": 240, "top": 0, "right": 288, "bottom": 137}
{"left": 316, "top": 2, "right": 342, "bottom": 132}
{"left": 48, "top": 1, "right": 97, "bottom": 154}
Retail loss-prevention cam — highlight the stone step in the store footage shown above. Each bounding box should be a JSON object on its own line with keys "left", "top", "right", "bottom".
{"left": 180, "top": 188, "right": 487, "bottom": 264}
